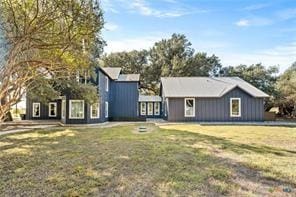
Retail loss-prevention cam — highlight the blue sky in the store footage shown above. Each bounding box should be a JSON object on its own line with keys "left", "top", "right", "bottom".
{"left": 101, "top": 0, "right": 296, "bottom": 72}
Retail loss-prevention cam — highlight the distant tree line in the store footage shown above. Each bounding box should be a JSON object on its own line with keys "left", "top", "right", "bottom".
{"left": 101, "top": 34, "right": 296, "bottom": 117}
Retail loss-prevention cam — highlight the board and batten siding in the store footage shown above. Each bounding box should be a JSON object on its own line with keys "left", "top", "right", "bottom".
{"left": 110, "top": 81, "right": 139, "bottom": 120}
{"left": 166, "top": 87, "right": 264, "bottom": 122}
{"left": 26, "top": 98, "right": 61, "bottom": 120}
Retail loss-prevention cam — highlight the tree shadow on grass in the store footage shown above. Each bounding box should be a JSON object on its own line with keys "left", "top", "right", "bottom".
{"left": 174, "top": 130, "right": 296, "bottom": 156}
{"left": 0, "top": 127, "right": 296, "bottom": 196}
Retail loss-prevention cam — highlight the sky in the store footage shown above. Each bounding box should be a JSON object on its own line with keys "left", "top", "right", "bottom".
{"left": 101, "top": 0, "right": 296, "bottom": 73}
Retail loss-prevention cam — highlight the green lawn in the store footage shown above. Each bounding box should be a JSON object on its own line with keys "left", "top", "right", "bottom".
{"left": 0, "top": 124, "right": 295, "bottom": 196}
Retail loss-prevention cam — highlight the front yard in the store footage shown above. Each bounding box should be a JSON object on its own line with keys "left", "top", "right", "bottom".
{"left": 0, "top": 124, "right": 295, "bottom": 196}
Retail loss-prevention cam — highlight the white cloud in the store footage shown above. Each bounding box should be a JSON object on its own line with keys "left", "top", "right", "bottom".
{"left": 235, "top": 17, "right": 272, "bottom": 27}
{"left": 217, "top": 42, "right": 296, "bottom": 73}
{"left": 101, "top": 0, "right": 119, "bottom": 13}
{"left": 235, "top": 19, "right": 250, "bottom": 27}
{"left": 104, "top": 35, "right": 164, "bottom": 53}
{"left": 243, "top": 3, "right": 270, "bottom": 11}
{"left": 104, "top": 23, "right": 119, "bottom": 31}
{"left": 277, "top": 8, "right": 296, "bottom": 20}
{"left": 129, "top": 0, "right": 207, "bottom": 18}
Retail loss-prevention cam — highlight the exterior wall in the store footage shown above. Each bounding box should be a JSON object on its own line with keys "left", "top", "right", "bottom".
{"left": 65, "top": 69, "right": 109, "bottom": 124}
{"left": 166, "top": 87, "right": 265, "bottom": 122}
{"left": 138, "top": 102, "right": 162, "bottom": 118}
{"left": 26, "top": 98, "right": 61, "bottom": 120}
{"left": 110, "top": 81, "right": 140, "bottom": 120}
{"left": 26, "top": 69, "right": 110, "bottom": 124}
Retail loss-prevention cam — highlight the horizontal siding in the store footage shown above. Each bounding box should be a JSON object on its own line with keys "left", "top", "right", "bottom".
{"left": 167, "top": 87, "right": 264, "bottom": 122}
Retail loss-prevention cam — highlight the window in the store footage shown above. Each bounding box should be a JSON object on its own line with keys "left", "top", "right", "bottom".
{"left": 230, "top": 98, "right": 241, "bottom": 117}
{"left": 147, "top": 102, "right": 153, "bottom": 115}
{"left": 32, "top": 103, "right": 40, "bottom": 117}
{"left": 105, "top": 76, "right": 109, "bottom": 92}
{"left": 154, "top": 102, "right": 160, "bottom": 116}
{"left": 90, "top": 103, "right": 100, "bottom": 119}
{"left": 105, "top": 102, "right": 109, "bottom": 118}
{"left": 48, "top": 102, "right": 57, "bottom": 117}
{"left": 140, "top": 102, "right": 146, "bottom": 115}
{"left": 69, "top": 100, "right": 84, "bottom": 119}
{"left": 184, "top": 98, "right": 195, "bottom": 117}
{"left": 165, "top": 98, "right": 169, "bottom": 117}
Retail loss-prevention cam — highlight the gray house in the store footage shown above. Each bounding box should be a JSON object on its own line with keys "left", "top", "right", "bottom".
{"left": 161, "top": 77, "right": 269, "bottom": 122}
{"left": 26, "top": 68, "right": 269, "bottom": 123}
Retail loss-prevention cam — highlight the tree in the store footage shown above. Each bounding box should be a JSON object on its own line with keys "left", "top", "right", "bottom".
{"left": 146, "top": 34, "right": 222, "bottom": 93}
{"left": 101, "top": 50, "right": 148, "bottom": 89}
{"left": 221, "top": 64, "right": 279, "bottom": 109}
{"left": 276, "top": 62, "right": 296, "bottom": 116}
{"left": 0, "top": 0, "right": 104, "bottom": 121}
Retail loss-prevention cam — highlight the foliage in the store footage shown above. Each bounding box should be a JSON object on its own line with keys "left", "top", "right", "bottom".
{"left": 276, "top": 62, "right": 296, "bottom": 116}
{"left": 27, "top": 78, "right": 99, "bottom": 105}
{"left": 102, "top": 34, "right": 222, "bottom": 94}
{"left": 0, "top": 0, "right": 105, "bottom": 121}
{"left": 101, "top": 50, "right": 148, "bottom": 88}
{"left": 221, "top": 64, "right": 279, "bottom": 109}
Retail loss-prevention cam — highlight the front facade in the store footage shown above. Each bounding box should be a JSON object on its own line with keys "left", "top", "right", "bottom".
{"left": 26, "top": 67, "right": 141, "bottom": 124}
{"left": 26, "top": 70, "right": 269, "bottom": 123}
{"left": 161, "top": 77, "right": 269, "bottom": 122}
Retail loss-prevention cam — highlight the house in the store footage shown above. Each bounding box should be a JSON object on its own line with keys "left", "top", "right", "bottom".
{"left": 26, "top": 67, "right": 141, "bottom": 124}
{"left": 26, "top": 68, "right": 269, "bottom": 123}
{"left": 160, "top": 77, "right": 269, "bottom": 122}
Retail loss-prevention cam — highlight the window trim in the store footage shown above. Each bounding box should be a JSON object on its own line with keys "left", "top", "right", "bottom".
{"left": 147, "top": 102, "right": 153, "bottom": 116}
{"left": 48, "top": 102, "right": 57, "bottom": 117}
{"left": 90, "top": 102, "right": 100, "bottom": 119}
{"left": 105, "top": 76, "right": 109, "bottom": 92}
{"left": 184, "top": 98, "right": 195, "bottom": 117}
{"left": 105, "top": 101, "right": 109, "bottom": 118}
{"left": 230, "top": 98, "right": 241, "bottom": 117}
{"left": 154, "top": 102, "right": 160, "bottom": 116}
{"left": 32, "top": 102, "right": 40, "bottom": 117}
{"left": 69, "top": 100, "right": 85, "bottom": 119}
{"left": 140, "top": 102, "right": 146, "bottom": 115}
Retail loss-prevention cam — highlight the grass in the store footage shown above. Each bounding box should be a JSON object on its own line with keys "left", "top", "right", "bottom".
{"left": 0, "top": 124, "right": 295, "bottom": 196}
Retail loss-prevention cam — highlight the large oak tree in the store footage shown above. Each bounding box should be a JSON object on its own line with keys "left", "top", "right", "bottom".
{"left": 0, "top": 0, "right": 104, "bottom": 121}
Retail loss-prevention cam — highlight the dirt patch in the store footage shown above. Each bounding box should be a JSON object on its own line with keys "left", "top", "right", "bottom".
{"left": 132, "top": 124, "right": 157, "bottom": 134}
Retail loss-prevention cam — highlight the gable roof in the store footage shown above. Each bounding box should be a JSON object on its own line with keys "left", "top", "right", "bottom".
{"left": 161, "top": 77, "right": 269, "bottom": 98}
{"left": 101, "top": 67, "right": 121, "bottom": 80}
{"left": 117, "top": 74, "right": 140, "bottom": 82}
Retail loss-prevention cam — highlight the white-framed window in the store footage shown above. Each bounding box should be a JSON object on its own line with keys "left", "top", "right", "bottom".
{"left": 105, "top": 76, "right": 109, "bottom": 92}
{"left": 140, "top": 102, "right": 146, "bottom": 115}
{"left": 48, "top": 102, "right": 57, "bottom": 117}
{"left": 147, "top": 102, "right": 153, "bottom": 115}
{"left": 90, "top": 103, "right": 100, "bottom": 119}
{"left": 32, "top": 102, "right": 40, "bottom": 117}
{"left": 154, "top": 102, "right": 160, "bottom": 116}
{"left": 105, "top": 101, "right": 109, "bottom": 118}
{"left": 69, "top": 100, "right": 84, "bottom": 119}
{"left": 184, "top": 98, "right": 195, "bottom": 117}
{"left": 165, "top": 98, "right": 168, "bottom": 117}
{"left": 230, "top": 98, "right": 241, "bottom": 117}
